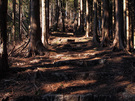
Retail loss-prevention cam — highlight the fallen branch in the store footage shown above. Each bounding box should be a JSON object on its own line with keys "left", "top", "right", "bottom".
{"left": 20, "top": 38, "right": 30, "bottom": 53}
{"left": 9, "top": 39, "right": 30, "bottom": 56}
{"left": 8, "top": 46, "right": 15, "bottom": 56}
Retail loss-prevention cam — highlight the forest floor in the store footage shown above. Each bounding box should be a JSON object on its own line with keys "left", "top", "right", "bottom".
{"left": 1, "top": 32, "right": 135, "bottom": 101}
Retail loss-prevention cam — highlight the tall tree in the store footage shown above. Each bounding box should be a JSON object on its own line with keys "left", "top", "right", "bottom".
{"left": 12, "top": 0, "right": 16, "bottom": 45}
{"left": 45, "top": 0, "right": 49, "bottom": 41}
{"left": 0, "top": 0, "right": 9, "bottom": 73}
{"left": 42, "top": 0, "right": 46, "bottom": 46}
{"left": 80, "top": 0, "right": 84, "bottom": 32}
{"left": 100, "top": 0, "right": 110, "bottom": 47}
{"left": 93, "top": 0, "right": 100, "bottom": 44}
{"left": 19, "top": 0, "right": 22, "bottom": 41}
{"left": 78, "top": 0, "right": 80, "bottom": 27}
{"left": 89, "top": 0, "right": 93, "bottom": 34}
{"left": 55, "top": 0, "right": 59, "bottom": 30}
{"left": 86, "top": 0, "right": 89, "bottom": 37}
{"left": 61, "top": 0, "right": 66, "bottom": 32}
{"left": 124, "top": 0, "right": 130, "bottom": 50}
{"left": 42, "top": 0, "right": 49, "bottom": 47}
{"left": 74, "top": 0, "right": 78, "bottom": 21}
{"left": 112, "top": 0, "right": 124, "bottom": 50}
{"left": 29, "top": 0, "right": 46, "bottom": 56}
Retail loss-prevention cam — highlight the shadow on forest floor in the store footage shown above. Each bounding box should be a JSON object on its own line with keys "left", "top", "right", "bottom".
{"left": 1, "top": 32, "right": 135, "bottom": 101}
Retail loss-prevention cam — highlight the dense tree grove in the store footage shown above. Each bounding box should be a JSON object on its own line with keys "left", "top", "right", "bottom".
{"left": 1, "top": 1, "right": 135, "bottom": 100}
{"left": 0, "top": 0, "right": 135, "bottom": 72}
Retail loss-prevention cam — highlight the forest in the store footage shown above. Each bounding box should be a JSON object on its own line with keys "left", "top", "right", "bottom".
{"left": 1, "top": 0, "right": 135, "bottom": 100}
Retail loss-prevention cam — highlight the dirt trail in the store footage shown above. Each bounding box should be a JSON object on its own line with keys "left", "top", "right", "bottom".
{"left": 1, "top": 32, "right": 135, "bottom": 101}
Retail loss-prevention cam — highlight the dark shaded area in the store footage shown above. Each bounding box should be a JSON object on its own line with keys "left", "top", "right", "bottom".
{"left": 1, "top": 32, "right": 135, "bottom": 101}
{"left": 1, "top": 47, "right": 135, "bottom": 101}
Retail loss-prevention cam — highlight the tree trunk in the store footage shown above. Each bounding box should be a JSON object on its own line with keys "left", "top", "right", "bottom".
{"left": 19, "top": 0, "right": 22, "bottom": 41}
{"left": 0, "top": 0, "right": 9, "bottom": 73}
{"left": 42, "top": 0, "right": 47, "bottom": 46}
{"left": 85, "top": 0, "right": 89, "bottom": 37}
{"left": 61, "top": 0, "right": 66, "bottom": 32}
{"left": 78, "top": 0, "right": 80, "bottom": 27}
{"left": 133, "top": 0, "right": 135, "bottom": 49}
{"left": 112, "top": 0, "right": 124, "bottom": 50}
{"left": 80, "top": 0, "right": 84, "bottom": 32}
{"left": 112, "top": 0, "right": 115, "bottom": 39}
{"left": 125, "top": 0, "right": 130, "bottom": 50}
{"left": 89, "top": 0, "right": 93, "bottom": 34}
{"left": 12, "top": 0, "right": 16, "bottom": 45}
{"left": 29, "top": 0, "right": 46, "bottom": 56}
{"left": 123, "top": 0, "right": 126, "bottom": 47}
{"left": 93, "top": 0, "right": 100, "bottom": 44}
{"left": 74, "top": 0, "right": 78, "bottom": 21}
{"left": 46, "top": 0, "right": 49, "bottom": 38}
{"left": 100, "top": 0, "right": 110, "bottom": 47}
{"left": 55, "top": 0, "right": 59, "bottom": 30}
{"left": 74, "top": 0, "right": 78, "bottom": 32}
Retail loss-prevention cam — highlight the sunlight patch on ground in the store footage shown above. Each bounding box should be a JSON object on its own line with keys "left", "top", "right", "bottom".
{"left": 114, "top": 81, "right": 131, "bottom": 87}
{"left": 126, "top": 83, "right": 135, "bottom": 94}
{"left": 42, "top": 80, "right": 97, "bottom": 93}
{"left": 70, "top": 89, "right": 94, "bottom": 95}
{"left": 49, "top": 36, "right": 92, "bottom": 46}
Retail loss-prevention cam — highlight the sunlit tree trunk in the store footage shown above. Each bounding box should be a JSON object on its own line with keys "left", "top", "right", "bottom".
{"left": 125, "top": 0, "right": 130, "bottom": 50}
{"left": 78, "top": 0, "right": 80, "bottom": 27}
{"left": 0, "top": 0, "right": 9, "bottom": 73}
{"left": 123, "top": 0, "right": 126, "bottom": 46}
{"left": 42, "top": 0, "right": 47, "bottom": 46}
{"left": 80, "top": 0, "right": 84, "bottom": 32}
{"left": 86, "top": 0, "right": 89, "bottom": 37}
{"left": 29, "top": 0, "right": 46, "bottom": 56}
{"left": 112, "top": 0, "right": 124, "bottom": 50}
{"left": 74, "top": 0, "right": 78, "bottom": 32}
{"left": 49, "top": 3, "right": 52, "bottom": 27}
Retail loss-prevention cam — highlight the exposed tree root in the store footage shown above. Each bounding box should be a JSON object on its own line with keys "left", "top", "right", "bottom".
{"left": 27, "top": 41, "right": 49, "bottom": 57}
{"left": 110, "top": 45, "right": 133, "bottom": 56}
{"left": 20, "top": 39, "right": 30, "bottom": 52}
{"left": 8, "top": 46, "right": 15, "bottom": 56}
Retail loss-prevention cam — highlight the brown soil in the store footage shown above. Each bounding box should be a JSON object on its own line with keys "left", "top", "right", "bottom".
{"left": 1, "top": 32, "right": 135, "bottom": 101}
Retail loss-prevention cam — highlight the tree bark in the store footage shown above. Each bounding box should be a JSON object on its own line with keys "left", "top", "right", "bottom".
{"left": 42, "top": 0, "right": 47, "bottom": 46}
{"left": 12, "top": 0, "right": 16, "bottom": 45}
{"left": 125, "top": 0, "right": 130, "bottom": 50}
{"left": 19, "top": 0, "right": 22, "bottom": 41}
{"left": 112, "top": 0, "right": 124, "bottom": 50}
{"left": 46, "top": 0, "right": 49, "bottom": 40}
{"left": 78, "top": 0, "right": 80, "bottom": 27}
{"left": 93, "top": 0, "right": 100, "bottom": 44}
{"left": 0, "top": 0, "right": 9, "bottom": 73}
{"left": 74, "top": 0, "right": 78, "bottom": 32}
{"left": 86, "top": 0, "right": 89, "bottom": 37}
{"left": 55, "top": 0, "right": 59, "bottom": 30}
{"left": 100, "top": 0, "right": 110, "bottom": 47}
{"left": 29, "top": 0, "right": 46, "bottom": 56}
{"left": 80, "top": 0, "right": 84, "bottom": 32}
{"left": 61, "top": 0, "right": 66, "bottom": 32}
